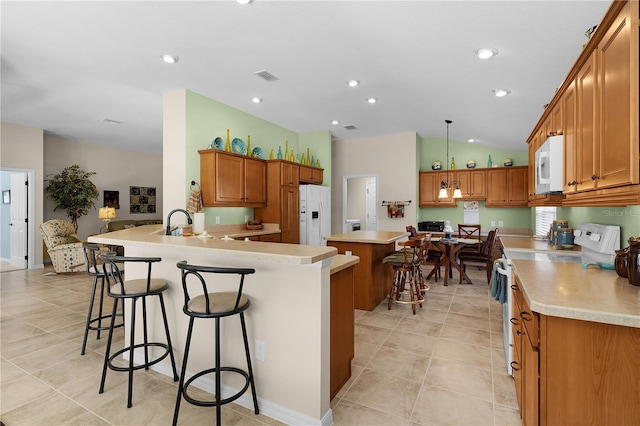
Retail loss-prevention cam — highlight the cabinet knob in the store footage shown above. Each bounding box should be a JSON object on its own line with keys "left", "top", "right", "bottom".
{"left": 510, "top": 361, "right": 521, "bottom": 371}
{"left": 591, "top": 175, "right": 600, "bottom": 181}
{"left": 510, "top": 318, "right": 519, "bottom": 325}
{"left": 516, "top": 329, "right": 524, "bottom": 336}
{"left": 521, "top": 311, "right": 532, "bottom": 321}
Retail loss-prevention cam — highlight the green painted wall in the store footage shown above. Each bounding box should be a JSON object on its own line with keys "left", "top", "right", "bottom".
{"left": 184, "top": 90, "right": 331, "bottom": 225}
{"left": 418, "top": 203, "right": 531, "bottom": 230}
{"left": 557, "top": 206, "right": 640, "bottom": 245}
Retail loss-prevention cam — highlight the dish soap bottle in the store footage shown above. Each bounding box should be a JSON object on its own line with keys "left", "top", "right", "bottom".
{"left": 451, "top": 157, "right": 456, "bottom": 170}
{"left": 487, "top": 154, "right": 493, "bottom": 168}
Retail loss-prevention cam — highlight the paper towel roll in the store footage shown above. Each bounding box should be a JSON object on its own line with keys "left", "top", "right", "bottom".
{"left": 193, "top": 212, "right": 205, "bottom": 234}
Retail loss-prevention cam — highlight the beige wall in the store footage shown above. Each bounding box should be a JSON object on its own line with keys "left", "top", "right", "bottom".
{"left": 1, "top": 122, "right": 45, "bottom": 267}
{"left": 346, "top": 177, "right": 374, "bottom": 230}
{"left": 332, "top": 132, "right": 418, "bottom": 234}
{"left": 43, "top": 135, "right": 163, "bottom": 240}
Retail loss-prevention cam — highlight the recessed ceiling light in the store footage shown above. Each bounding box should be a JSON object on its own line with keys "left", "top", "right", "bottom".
{"left": 476, "top": 48, "right": 498, "bottom": 59}
{"left": 251, "top": 97, "right": 262, "bottom": 103}
{"left": 237, "top": 0, "right": 252, "bottom": 4}
{"left": 347, "top": 80, "right": 359, "bottom": 87}
{"left": 331, "top": 120, "right": 339, "bottom": 125}
{"left": 367, "top": 97, "right": 377, "bottom": 104}
{"left": 161, "top": 54, "right": 179, "bottom": 64}
{"left": 467, "top": 138, "right": 475, "bottom": 143}
{"left": 493, "top": 89, "right": 511, "bottom": 97}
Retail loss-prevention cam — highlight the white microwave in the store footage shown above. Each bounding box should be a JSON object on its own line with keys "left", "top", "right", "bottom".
{"left": 534, "top": 135, "right": 564, "bottom": 194}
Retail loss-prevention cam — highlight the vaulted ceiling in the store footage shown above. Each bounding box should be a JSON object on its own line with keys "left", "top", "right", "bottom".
{"left": 1, "top": 1, "right": 611, "bottom": 155}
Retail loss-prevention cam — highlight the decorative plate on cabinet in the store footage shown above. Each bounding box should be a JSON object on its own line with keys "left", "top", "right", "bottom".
{"left": 251, "top": 147, "right": 264, "bottom": 159}
{"left": 212, "top": 137, "right": 224, "bottom": 150}
{"left": 232, "top": 138, "right": 246, "bottom": 154}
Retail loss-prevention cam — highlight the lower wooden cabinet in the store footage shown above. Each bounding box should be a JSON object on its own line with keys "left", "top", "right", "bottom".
{"left": 330, "top": 262, "right": 355, "bottom": 399}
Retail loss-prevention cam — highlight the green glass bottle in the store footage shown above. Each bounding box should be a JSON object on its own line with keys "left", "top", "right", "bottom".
{"left": 488, "top": 154, "right": 493, "bottom": 168}
{"left": 451, "top": 157, "right": 456, "bottom": 170}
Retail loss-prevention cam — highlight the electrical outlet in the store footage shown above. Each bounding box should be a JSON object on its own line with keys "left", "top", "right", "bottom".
{"left": 215, "top": 216, "right": 220, "bottom": 224}
{"left": 245, "top": 215, "right": 249, "bottom": 223}
{"left": 255, "top": 340, "right": 265, "bottom": 361}
{"left": 499, "top": 220, "right": 504, "bottom": 227}
{"left": 491, "top": 220, "right": 496, "bottom": 227}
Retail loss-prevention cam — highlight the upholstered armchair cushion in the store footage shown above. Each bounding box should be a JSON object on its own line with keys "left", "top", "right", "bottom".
{"left": 39, "top": 219, "right": 86, "bottom": 273}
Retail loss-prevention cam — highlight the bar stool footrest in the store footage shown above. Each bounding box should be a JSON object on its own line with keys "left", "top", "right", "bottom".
{"left": 107, "top": 342, "right": 172, "bottom": 372}
{"left": 182, "top": 367, "right": 251, "bottom": 407}
{"left": 88, "top": 313, "right": 124, "bottom": 332}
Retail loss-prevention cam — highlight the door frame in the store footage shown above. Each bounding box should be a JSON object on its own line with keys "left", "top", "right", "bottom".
{"left": 342, "top": 174, "right": 378, "bottom": 233}
{"left": 1, "top": 168, "right": 36, "bottom": 270}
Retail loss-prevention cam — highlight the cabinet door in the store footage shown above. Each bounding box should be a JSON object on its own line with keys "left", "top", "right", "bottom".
{"left": 507, "top": 167, "right": 529, "bottom": 206}
{"left": 281, "top": 162, "right": 299, "bottom": 186}
{"left": 419, "top": 171, "right": 456, "bottom": 207}
{"left": 550, "top": 102, "right": 563, "bottom": 136}
{"left": 280, "top": 186, "right": 299, "bottom": 244}
{"left": 576, "top": 52, "right": 598, "bottom": 192}
{"left": 215, "top": 153, "right": 245, "bottom": 204}
{"left": 563, "top": 80, "right": 578, "bottom": 194}
{"left": 486, "top": 169, "right": 508, "bottom": 206}
{"left": 597, "top": 4, "right": 635, "bottom": 188}
{"left": 311, "top": 168, "right": 324, "bottom": 184}
{"left": 455, "top": 169, "right": 486, "bottom": 199}
{"left": 244, "top": 157, "right": 267, "bottom": 205}
{"left": 299, "top": 165, "right": 313, "bottom": 183}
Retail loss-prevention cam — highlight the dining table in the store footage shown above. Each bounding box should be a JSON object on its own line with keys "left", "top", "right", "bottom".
{"left": 430, "top": 237, "right": 482, "bottom": 286}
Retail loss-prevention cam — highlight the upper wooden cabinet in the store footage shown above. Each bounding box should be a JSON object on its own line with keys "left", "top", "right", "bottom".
{"left": 485, "top": 166, "right": 528, "bottom": 207}
{"left": 199, "top": 149, "right": 267, "bottom": 207}
{"left": 455, "top": 169, "right": 486, "bottom": 199}
{"left": 419, "top": 171, "right": 456, "bottom": 207}
{"left": 299, "top": 165, "right": 323, "bottom": 184}
{"left": 528, "top": 0, "right": 640, "bottom": 206}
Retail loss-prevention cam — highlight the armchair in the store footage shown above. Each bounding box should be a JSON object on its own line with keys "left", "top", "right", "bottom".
{"left": 39, "top": 219, "right": 86, "bottom": 273}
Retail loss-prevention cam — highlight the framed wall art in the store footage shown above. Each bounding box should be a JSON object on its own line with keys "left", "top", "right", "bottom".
{"left": 103, "top": 190, "right": 120, "bottom": 209}
{"left": 130, "top": 186, "right": 156, "bottom": 214}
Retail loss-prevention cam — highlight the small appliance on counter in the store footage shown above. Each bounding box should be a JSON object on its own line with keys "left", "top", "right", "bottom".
{"left": 418, "top": 221, "right": 445, "bottom": 232}
{"left": 574, "top": 222, "right": 621, "bottom": 266}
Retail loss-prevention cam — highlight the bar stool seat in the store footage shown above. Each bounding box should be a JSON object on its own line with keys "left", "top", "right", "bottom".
{"left": 99, "top": 254, "right": 179, "bottom": 408}
{"left": 81, "top": 243, "right": 124, "bottom": 356}
{"left": 173, "top": 261, "right": 259, "bottom": 426}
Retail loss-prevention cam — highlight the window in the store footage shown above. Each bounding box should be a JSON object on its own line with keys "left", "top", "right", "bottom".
{"left": 535, "top": 206, "right": 556, "bottom": 236}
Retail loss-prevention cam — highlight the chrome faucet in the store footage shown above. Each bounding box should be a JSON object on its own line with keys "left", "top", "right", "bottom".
{"left": 166, "top": 209, "right": 193, "bottom": 235}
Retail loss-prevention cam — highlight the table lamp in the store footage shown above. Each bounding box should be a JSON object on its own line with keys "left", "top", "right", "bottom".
{"left": 98, "top": 206, "right": 117, "bottom": 231}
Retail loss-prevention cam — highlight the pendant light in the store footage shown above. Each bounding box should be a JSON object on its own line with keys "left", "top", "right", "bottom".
{"left": 439, "top": 119, "right": 463, "bottom": 199}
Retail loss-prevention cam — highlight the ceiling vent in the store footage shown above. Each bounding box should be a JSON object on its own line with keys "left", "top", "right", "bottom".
{"left": 254, "top": 70, "right": 280, "bottom": 82}
{"left": 343, "top": 124, "right": 358, "bottom": 130}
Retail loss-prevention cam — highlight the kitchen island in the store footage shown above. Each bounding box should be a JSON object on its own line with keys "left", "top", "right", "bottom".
{"left": 325, "top": 230, "right": 408, "bottom": 310}
{"left": 89, "top": 225, "right": 338, "bottom": 426}
{"left": 510, "top": 259, "right": 640, "bottom": 425}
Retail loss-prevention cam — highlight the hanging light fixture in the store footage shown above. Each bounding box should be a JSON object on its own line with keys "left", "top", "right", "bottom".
{"left": 439, "top": 119, "right": 463, "bottom": 199}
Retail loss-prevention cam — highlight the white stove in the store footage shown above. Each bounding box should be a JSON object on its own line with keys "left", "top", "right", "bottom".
{"left": 574, "top": 222, "right": 621, "bottom": 265}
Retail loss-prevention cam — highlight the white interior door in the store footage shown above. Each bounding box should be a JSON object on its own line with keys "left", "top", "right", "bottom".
{"left": 365, "top": 179, "right": 377, "bottom": 230}
{"left": 10, "top": 172, "right": 28, "bottom": 268}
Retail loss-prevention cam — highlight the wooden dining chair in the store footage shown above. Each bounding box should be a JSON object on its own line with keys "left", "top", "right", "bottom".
{"left": 458, "top": 224, "right": 482, "bottom": 253}
{"left": 458, "top": 228, "right": 499, "bottom": 284}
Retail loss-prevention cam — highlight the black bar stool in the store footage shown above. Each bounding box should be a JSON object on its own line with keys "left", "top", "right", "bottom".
{"left": 99, "top": 254, "right": 179, "bottom": 408}
{"left": 80, "top": 243, "right": 124, "bottom": 355}
{"left": 173, "top": 261, "right": 259, "bottom": 426}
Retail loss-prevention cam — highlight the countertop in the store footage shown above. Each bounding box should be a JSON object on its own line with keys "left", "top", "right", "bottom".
{"left": 330, "top": 254, "right": 360, "bottom": 274}
{"left": 500, "top": 236, "right": 581, "bottom": 253}
{"left": 511, "top": 259, "right": 640, "bottom": 328}
{"left": 325, "top": 230, "right": 409, "bottom": 244}
{"left": 88, "top": 225, "right": 336, "bottom": 265}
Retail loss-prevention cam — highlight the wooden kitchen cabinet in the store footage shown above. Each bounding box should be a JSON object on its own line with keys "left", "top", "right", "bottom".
{"left": 299, "top": 165, "right": 323, "bottom": 184}
{"left": 485, "top": 166, "right": 528, "bottom": 207}
{"left": 418, "top": 171, "right": 456, "bottom": 207}
{"left": 254, "top": 160, "right": 300, "bottom": 244}
{"left": 455, "top": 169, "right": 486, "bottom": 199}
{"left": 199, "top": 149, "right": 266, "bottom": 207}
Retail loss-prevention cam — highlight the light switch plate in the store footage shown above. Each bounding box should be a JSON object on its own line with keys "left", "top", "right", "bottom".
{"left": 216, "top": 216, "right": 220, "bottom": 224}
{"left": 499, "top": 220, "right": 504, "bottom": 227}
{"left": 491, "top": 221, "right": 496, "bottom": 227}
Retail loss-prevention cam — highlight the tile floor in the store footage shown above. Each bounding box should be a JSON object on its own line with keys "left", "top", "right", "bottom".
{"left": 1, "top": 264, "right": 519, "bottom": 426}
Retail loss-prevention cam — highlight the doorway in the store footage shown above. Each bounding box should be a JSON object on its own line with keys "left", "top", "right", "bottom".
{"left": 342, "top": 174, "right": 378, "bottom": 233}
{"left": 1, "top": 168, "right": 35, "bottom": 271}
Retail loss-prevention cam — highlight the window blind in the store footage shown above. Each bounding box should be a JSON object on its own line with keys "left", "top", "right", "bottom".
{"left": 535, "top": 207, "right": 556, "bottom": 236}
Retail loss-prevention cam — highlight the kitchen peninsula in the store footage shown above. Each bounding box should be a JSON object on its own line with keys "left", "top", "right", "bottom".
{"left": 325, "top": 230, "right": 408, "bottom": 310}
{"left": 88, "top": 225, "right": 339, "bottom": 426}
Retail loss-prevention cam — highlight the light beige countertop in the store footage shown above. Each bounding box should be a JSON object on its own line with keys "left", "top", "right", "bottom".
{"left": 325, "top": 230, "right": 409, "bottom": 244}
{"left": 501, "top": 236, "right": 581, "bottom": 253}
{"left": 330, "top": 254, "right": 360, "bottom": 274}
{"left": 511, "top": 259, "right": 640, "bottom": 328}
{"left": 88, "top": 224, "right": 336, "bottom": 265}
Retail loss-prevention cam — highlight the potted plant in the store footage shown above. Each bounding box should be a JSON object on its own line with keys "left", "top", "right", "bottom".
{"left": 44, "top": 164, "right": 99, "bottom": 232}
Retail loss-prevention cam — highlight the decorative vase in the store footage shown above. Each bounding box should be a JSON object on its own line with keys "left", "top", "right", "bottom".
{"left": 466, "top": 160, "right": 476, "bottom": 169}
{"left": 285, "top": 141, "right": 289, "bottom": 161}
{"left": 432, "top": 161, "right": 441, "bottom": 170}
{"left": 306, "top": 148, "right": 311, "bottom": 166}
{"left": 277, "top": 146, "right": 283, "bottom": 159}
{"left": 246, "top": 135, "right": 251, "bottom": 155}
{"left": 615, "top": 247, "right": 629, "bottom": 278}
{"left": 269, "top": 149, "right": 274, "bottom": 160}
{"left": 296, "top": 154, "right": 300, "bottom": 163}
{"left": 316, "top": 159, "right": 321, "bottom": 168}
{"left": 487, "top": 155, "right": 493, "bottom": 168}
{"left": 504, "top": 157, "right": 513, "bottom": 166}
{"left": 290, "top": 149, "right": 294, "bottom": 162}
{"left": 627, "top": 237, "right": 640, "bottom": 286}
{"left": 225, "top": 129, "right": 231, "bottom": 152}
{"left": 301, "top": 153, "right": 306, "bottom": 165}
{"left": 451, "top": 157, "right": 456, "bottom": 170}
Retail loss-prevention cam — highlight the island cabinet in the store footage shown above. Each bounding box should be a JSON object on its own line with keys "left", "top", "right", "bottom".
{"left": 199, "top": 149, "right": 267, "bottom": 207}
{"left": 254, "top": 160, "right": 299, "bottom": 244}
{"left": 485, "top": 166, "right": 528, "bottom": 207}
{"left": 455, "top": 169, "right": 486, "bottom": 199}
{"left": 418, "top": 171, "right": 455, "bottom": 207}
{"left": 299, "top": 164, "right": 323, "bottom": 184}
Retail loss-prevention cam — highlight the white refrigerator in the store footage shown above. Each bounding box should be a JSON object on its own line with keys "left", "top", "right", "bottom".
{"left": 299, "top": 184, "right": 331, "bottom": 246}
